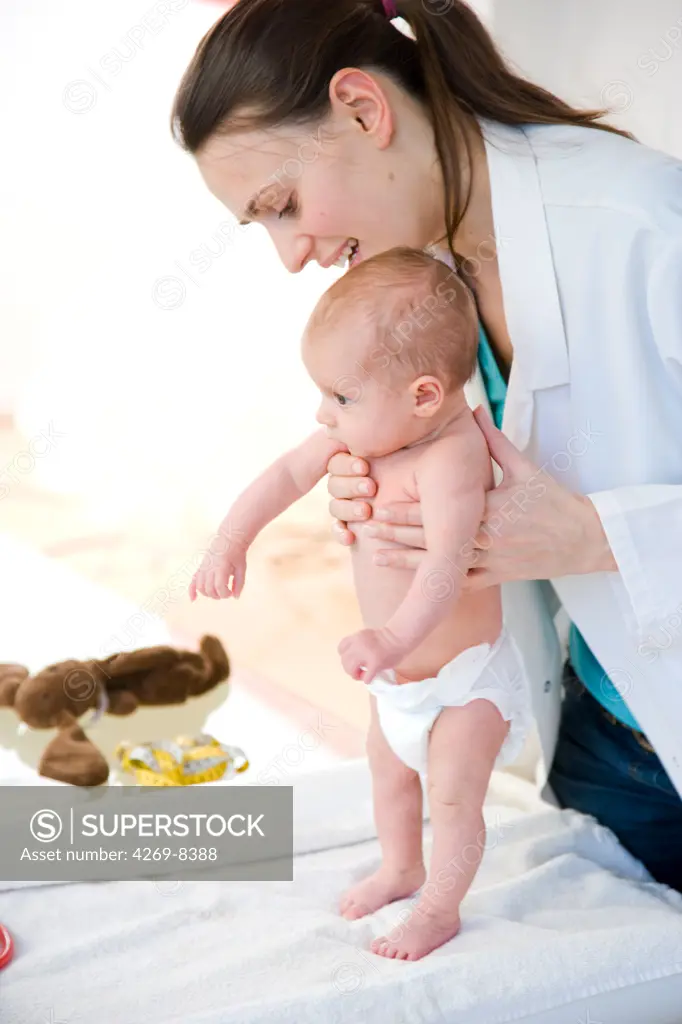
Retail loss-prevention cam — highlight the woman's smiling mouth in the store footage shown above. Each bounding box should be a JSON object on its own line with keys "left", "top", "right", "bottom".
{"left": 328, "top": 238, "right": 360, "bottom": 269}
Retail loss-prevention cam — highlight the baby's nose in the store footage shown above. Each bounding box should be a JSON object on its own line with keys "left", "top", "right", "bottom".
{"left": 316, "top": 403, "right": 335, "bottom": 428}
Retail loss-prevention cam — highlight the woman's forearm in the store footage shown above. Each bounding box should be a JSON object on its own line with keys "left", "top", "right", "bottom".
{"left": 579, "top": 496, "right": 618, "bottom": 574}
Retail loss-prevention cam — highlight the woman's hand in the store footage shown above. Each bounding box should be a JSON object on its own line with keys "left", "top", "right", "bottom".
{"left": 326, "top": 450, "right": 427, "bottom": 553}
{"left": 354, "top": 406, "right": 616, "bottom": 585}
{"left": 463, "top": 407, "right": 617, "bottom": 588}
{"left": 326, "top": 451, "right": 378, "bottom": 544}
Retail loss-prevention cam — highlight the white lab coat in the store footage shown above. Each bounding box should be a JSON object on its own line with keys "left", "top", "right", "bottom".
{"left": 462, "top": 118, "right": 682, "bottom": 800}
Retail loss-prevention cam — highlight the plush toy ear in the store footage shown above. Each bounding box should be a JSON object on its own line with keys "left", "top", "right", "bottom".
{"left": 0, "top": 664, "right": 29, "bottom": 707}
{"left": 199, "top": 635, "right": 230, "bottom": 689}
{"left": 40, "top": 714, "right": 110, "bottom": 786}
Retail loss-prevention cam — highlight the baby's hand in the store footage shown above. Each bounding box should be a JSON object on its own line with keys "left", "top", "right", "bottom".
{"left": 189, "top": 534, "right": 247, "bottom": 603}
{"left": 338, "top": 628, "right": 407, "bottom": 685}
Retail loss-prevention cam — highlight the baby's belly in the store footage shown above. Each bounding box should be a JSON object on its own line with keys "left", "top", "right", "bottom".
{"left": 349, "top": 519, "right": 502, "bottom": 684}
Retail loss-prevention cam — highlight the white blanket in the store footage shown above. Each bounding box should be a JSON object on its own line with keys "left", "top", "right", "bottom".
{"left": 2, "top": 762, "right": 682, "bottom": 1023}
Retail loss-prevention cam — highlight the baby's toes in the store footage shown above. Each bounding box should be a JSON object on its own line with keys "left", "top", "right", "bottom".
{"left": 339, "top": 893, "right": 357, "bottom": 918}
{"left": 339, "top": 894, "right": 352, "bottom": 916}
{"left": 371, "top": 937, "right": 392, "bottom": 957}
{"left": 342, "top": 900, "right": 368, "bottom": 921}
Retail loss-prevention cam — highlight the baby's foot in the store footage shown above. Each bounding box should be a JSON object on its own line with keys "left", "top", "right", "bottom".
{"left": 339, "top": 863, "right": 425, "bottom": 921}
{"left": 370, "top": 897, "right": 461, "bottom": 961}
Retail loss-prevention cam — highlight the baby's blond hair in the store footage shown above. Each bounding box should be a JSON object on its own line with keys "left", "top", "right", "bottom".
{"left": 305, "top": 247, "right": 479, "bottom": 393}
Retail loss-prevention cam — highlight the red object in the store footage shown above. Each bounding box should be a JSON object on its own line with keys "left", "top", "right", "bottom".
{"left": 0, "top": 924, "right": 14, "bottom": 970}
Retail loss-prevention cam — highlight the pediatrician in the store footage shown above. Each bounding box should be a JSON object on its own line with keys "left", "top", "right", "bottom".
{"left": 171, "top": 0, "right": 682, "bottom": 890}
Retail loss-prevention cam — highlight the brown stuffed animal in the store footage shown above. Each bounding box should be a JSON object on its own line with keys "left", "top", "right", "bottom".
{"left": 0, "top": 635, "right": 230, "bottom": 786}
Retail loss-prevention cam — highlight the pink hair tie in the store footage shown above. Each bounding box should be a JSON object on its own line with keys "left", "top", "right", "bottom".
{"left": 382, "top": 0, "right": 398, "bottom": 18}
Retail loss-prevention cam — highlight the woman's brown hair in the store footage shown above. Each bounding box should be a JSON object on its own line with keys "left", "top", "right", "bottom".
{"left": 171, "top": 0, "right": 634, "bottom": 269}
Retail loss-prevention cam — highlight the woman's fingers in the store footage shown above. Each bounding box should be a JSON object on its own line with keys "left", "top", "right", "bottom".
{"left": 327, "top": 452, "right": 370, "bottom": 477}
{"left": 373, "top": 547, "right": 425, "bottom": 571}
{"left": 332, "top": 521, "right": 356, "bottom": 546}
{"left": 329, "top": 497, "right": 373, "bottom": 524}
{"left": 373, "top": 501, "right": 423, "bottom": 527}
{"left": 368, "top": 524, "right": 426, "bottom": 549}
{"left": 326, "top": 453, "right": 375, "bottom": 550}
{"left": 327, "top": 472, "right": 376, "bottom": 501}
{"left": 472, "top": 405, "right": 532, "bottom": 478}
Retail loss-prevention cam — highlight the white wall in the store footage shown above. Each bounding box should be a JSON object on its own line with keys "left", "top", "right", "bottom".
{"left": 490, "top": 0, "right": 682, "bottom": 157}
{"left": 3, "top": 0, "right": 679, "bottom": 438}
{"left": 0, "top": 0, "right": 332, "bottom": 529}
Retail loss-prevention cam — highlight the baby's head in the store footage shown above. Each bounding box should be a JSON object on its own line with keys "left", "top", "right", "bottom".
{"left": 302, "top": 247, "right": 478, "bottom": 458}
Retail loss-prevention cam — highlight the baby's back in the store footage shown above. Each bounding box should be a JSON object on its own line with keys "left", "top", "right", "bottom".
{"left": 349, "top": 413, "right": 502, "bottom": 682}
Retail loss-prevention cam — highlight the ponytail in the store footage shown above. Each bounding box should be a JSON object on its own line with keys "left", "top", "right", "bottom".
{"left": 392, "top": 0, "right": 634, "bottom": 268}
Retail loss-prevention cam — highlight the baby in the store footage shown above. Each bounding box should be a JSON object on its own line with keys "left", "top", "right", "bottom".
{"left": 189, "top": 246, "right": 530, "bottom": 961}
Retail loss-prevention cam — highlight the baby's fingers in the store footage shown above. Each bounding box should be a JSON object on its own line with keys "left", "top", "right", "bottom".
{"left": 338, "top": 635, "right": 354, "bottom": 656}
{"left": 352, "top": 659, "right": 369, "bottom": 682}
{"left": 232, "top": 562, "right": 246, "bottom": 599}
{"left": 339, "top": 645, "right": 365, "bottom": 681}
{"left": 204, "top": 569, "right": 222, "bottom": 601}
{"left": 360, "top": 663, "right": 376, "bottom": 685}
{"left": 215, "top": 565, "right": 234, "bottom": 599}
{"left": 191, "top": 571, "right": 209, "bottom": 600}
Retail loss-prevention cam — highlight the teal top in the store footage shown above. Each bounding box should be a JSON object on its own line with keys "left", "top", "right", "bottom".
{"left": 477, "top": 325, "right": 641, "bottom": 731}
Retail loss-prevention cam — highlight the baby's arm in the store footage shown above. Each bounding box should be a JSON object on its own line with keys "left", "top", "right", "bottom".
{"left": 190, "top": 430, "right": 348, "bottom": 601}
{"left": 339, "top": 435, "right": 486, "bottom": 681}
{"left": 382, "top": 437, "right": 485, "bottom": 650}
{"left": 215, "top": 429, "right": 348, "bottom": 546}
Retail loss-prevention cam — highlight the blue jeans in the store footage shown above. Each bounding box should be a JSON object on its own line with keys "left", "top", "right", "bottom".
{"left": 548, "top": 660, "right": 682, "bottom": 892}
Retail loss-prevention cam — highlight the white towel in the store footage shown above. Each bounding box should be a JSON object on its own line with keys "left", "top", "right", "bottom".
{"left": 2, "top": 761, "right": 682, "bottom": 1023}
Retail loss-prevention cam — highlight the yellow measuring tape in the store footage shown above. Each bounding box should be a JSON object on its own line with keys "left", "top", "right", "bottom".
{"left": 115, "top": 734, "right": 249, "bottom": 786}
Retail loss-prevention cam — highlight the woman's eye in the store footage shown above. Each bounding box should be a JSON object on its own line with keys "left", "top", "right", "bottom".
{"left": 278, "top": 196, "right": 297, "bottom": 219}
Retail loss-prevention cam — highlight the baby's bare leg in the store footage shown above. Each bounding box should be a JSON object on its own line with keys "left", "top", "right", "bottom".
{"left": 340, "top": 697, "right": 425, "bottom": 920}
{"left": 371, "top": 700, "right": 508, "bottom": 960}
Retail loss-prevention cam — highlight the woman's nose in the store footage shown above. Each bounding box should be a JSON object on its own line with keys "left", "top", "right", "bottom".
{"left": 269, "top": 229, "right": 314, "bottom": 274}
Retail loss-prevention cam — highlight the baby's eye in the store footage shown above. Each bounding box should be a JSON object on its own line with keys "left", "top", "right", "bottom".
{"left": 333, "top": 393, "right": 348, "bottom": 406}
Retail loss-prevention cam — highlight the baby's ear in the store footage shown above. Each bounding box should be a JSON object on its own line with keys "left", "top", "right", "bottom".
{"left": 409, "top": 375, "right": 444, "bottom": 416}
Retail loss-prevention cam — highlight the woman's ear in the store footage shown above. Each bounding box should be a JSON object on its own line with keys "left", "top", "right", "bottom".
{"left": 409, "top": 375, "right": 445, "bottom": 417}
{"left": 328, "top": 68, "right": 395, "bottom": 147}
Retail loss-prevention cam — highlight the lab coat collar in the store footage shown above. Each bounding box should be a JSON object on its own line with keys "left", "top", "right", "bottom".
{"left": 479, "top": 119, "right": 570, "bottom": 451}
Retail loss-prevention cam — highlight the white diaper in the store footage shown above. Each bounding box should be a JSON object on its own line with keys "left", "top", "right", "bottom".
{"left": 366, "top": 628, "right": 531, "bottom": 774}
